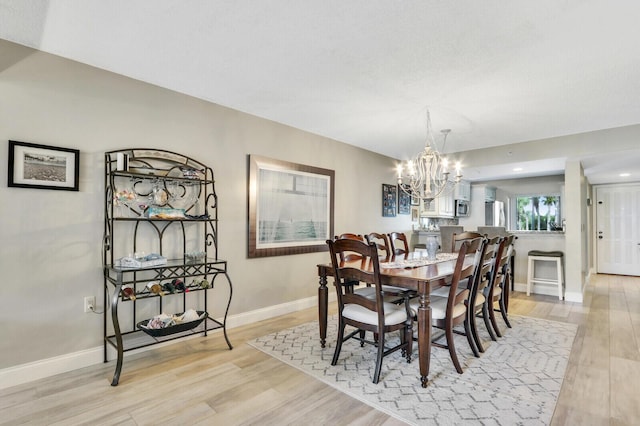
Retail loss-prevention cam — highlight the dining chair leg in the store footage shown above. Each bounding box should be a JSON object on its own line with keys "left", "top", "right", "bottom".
{"left": 445, "top": 323, "right": 463, "bottom": 374}
{"left": 481, "top": 303, "right": 498, "bottom": 341}
{"left": 469, "top": 311, "right": 485, "bottom": 353}
{"left": 360, "top": 330, "right": 366, "bottom": 346}
{"left": 331, "top": 322, "right": 346, "bottom": 365}
{"left": 401, "top": 321, "right": 413, "bottom": 362}
{"left": 373, "top": 333, "right": 385, "bottom": 384}
{"left": 500, "top": 275, "right": 512, "bottom": 328}
{"left": 463, "top": 316, "right": 480, "bottom": 358}
{"left": 498, "top": 303, "right": 511, "bottom": 328}
{"left": 488, "top": 300, "right": 503, "bottom": 338}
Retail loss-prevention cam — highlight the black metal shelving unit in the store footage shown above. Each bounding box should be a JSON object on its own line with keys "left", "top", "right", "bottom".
{"left": 102, "top": 149, "right": 233, "bottom": 386}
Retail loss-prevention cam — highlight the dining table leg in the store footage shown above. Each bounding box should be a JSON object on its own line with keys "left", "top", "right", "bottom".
{"left": 417, "top": 282, "right": 431, "bottom": 387}
{"left": 317, "top": 269, "right": 328, "bottom": 348}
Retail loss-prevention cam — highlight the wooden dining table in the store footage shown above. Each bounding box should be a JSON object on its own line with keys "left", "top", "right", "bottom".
{"left": 316, "top": 252, "right": 471, "bottom": 388}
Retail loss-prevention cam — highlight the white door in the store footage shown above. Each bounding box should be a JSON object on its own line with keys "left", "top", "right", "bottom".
{"left": 595, "top": 184, "right": 640, "bottom": 275}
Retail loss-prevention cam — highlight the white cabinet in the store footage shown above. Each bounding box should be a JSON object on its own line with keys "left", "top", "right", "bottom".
{"left": 420, "top": 182, "right": 455, "bottom": 218}
{"left": 485, "top": 186, "right": 497, "bottom": 202}
{"left": 439, "top": 189, "right": 455, "bottom": 217}
{"left": 454, "top": 180, "right": 471, "bottom": 201}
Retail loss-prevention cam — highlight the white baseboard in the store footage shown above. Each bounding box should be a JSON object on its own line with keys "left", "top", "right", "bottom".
{"left": 513, "top": 281, "right": 583, "bottom": 303}
{"left": 0, "top": 294, "right": 333, "bottom": 390}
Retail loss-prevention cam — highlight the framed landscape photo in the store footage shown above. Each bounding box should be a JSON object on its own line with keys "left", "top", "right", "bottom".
{"left": 8, "top": 140, "right": 80, "bottom": 191}
{"left": 382, "top": 183, "right": 397, "bottom": 217}
{"left": 248, "top": 155, "right": 334, "bottom": 258}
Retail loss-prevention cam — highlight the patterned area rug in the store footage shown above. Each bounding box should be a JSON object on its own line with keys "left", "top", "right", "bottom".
{"left": 248, "top": 315, "right": 577, "bottom": 425}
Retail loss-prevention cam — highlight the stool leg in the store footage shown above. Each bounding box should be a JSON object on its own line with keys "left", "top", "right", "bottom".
{"left": 527, "top": 257, "right": 533, "bottom": 296}
{"left": 557, "top": 258, "right": 563, "bottom": 300}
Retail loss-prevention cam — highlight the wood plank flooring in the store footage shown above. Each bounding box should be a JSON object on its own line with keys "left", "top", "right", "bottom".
{"left": 1, "top": 273, "right": 639, "bottom": 425}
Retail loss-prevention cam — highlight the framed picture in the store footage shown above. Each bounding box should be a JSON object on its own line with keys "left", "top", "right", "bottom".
{"left": 8, "top": 140, "right": 79, "bottom": 191}
{"left": 382, "top": 183, "right": 397, "bottom": 217}
{"left": 411, "top": 207, "right": 420, "bottom": 222}
{"left": 397, "top": 184, "right": 411, "bottom": 214}
{"left": 248, "top": 155, "right": 334, "bottom": 258}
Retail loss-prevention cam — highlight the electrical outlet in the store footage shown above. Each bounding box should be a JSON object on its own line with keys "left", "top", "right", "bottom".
{"left": 84, "top": 296, "right": 96, "bottom": 313}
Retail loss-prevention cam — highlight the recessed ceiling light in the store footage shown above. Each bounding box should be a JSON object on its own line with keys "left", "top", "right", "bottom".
{"left": 513, "top": 167, "right": 523, "bottom": 172}
{"left": 619, "top": 173, "right": 631, "bottom": 177}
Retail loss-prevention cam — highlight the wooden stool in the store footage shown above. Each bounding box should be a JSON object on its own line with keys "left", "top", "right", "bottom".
{"left": 527, "top": 250, "right": 564, "bottom": 300}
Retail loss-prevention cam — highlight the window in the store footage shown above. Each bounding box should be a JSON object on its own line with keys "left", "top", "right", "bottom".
{"left": 515, "top": 195, "right": 561, "bottom": 231}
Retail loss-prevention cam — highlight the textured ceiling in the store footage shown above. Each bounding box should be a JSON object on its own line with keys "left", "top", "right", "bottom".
{"left": 1, "top": 0, "right": 639, "bottom": 183}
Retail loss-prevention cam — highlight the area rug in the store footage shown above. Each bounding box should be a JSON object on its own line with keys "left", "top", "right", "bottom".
{"left": 248, "top": 315, "right": 578, "bottom": 425}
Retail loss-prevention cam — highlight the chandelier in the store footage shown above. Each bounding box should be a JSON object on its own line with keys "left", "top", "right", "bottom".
{"left": 397, "top": 109, "right": 462, "bottom": 204}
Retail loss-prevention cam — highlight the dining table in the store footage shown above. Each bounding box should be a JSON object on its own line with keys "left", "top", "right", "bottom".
{"left": 316, "top": 251, "right": 471, "bottom": 388}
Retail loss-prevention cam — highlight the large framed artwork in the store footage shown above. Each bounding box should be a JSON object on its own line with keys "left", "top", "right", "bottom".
{"left": 8, "top": 140, "right": 80, "bottom": 191}
{"left": 248, "top": 155, "right": 334, "bottom": 258}
{"left": 382, "top": 183, "right": 397, "bottom": 217}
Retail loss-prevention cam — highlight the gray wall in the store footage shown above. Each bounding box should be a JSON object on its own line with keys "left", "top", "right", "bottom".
{"left": 0, "top": 40, "right": 413, "bottom": 371}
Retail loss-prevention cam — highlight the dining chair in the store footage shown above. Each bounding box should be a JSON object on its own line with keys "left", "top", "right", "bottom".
{"left": 365, "top": 232, "right": 392, "bottom": 260}
{"left": 487, "top": 234, "right": 514, "bottom": 335}
{"left": 468, "top": 236, "right": 501, "bottom": 352}
{"left": 387, "top": 232, "right": 410, "bottom": 256}
{"left": 367, "top": 232, "right": 419, "bottom": 301}
{"left": 482, "top": 236, "right": 508, "bottom": 338}
{"left": 409, "top": 239, "right": 479, "bottom": 374}
{"left": 431, "top": 236, "right": 488, "bottom": 358}
{"left": 335, "top": 233, "right": 405, "bottom": 301}
{"left": 451, "top": 231, "right": 484, "bottom": 252}
{"left": 442, "top": 230, "right": 484, "bottom": 295}
{"left": 326, "top": 238, "right": 413, "bottom": 384}
{"left": 458, "top": 236, "right": 488, "bottom": 357}
{"left": 335, "top": 233, "right": 365, "bottom": 261}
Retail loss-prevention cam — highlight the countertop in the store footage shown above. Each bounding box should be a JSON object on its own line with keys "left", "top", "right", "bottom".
{"left": 511, "top": 230, "right": 565, "bottom": 236}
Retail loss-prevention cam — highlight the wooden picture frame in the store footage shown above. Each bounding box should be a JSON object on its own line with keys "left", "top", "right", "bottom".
{"left": 8, "top": 140, "right": 80, "bottom": 191}
{"left": 248, "top": 155, "right": 334, "bottom": 258}
{"left": 382, "top": 183, "right": 397, "bottom": 217}
{"left": 397, "top": 184, "right": 411, "bottom": 214}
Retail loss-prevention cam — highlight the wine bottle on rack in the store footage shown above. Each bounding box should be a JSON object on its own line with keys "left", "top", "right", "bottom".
{"left": 121, "top": 286, "right": 136, "bottom": 300}
{"left": 146, "top": 281, "right": 164, "bottom": 296}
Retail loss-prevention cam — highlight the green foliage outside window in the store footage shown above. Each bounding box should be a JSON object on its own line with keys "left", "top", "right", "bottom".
{"left": 516, "top": 195, "right": 560, "bottom": 230}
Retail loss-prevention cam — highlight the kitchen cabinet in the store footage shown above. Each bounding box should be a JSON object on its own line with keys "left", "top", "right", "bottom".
{"left": 454, "top": 180, "right": 471, "bottom": 201}
{"left": 420, "top": 182, "right": 455, "bottom": 218}
{"left": 485, "top": 186, "right": 497, "bottom": 202}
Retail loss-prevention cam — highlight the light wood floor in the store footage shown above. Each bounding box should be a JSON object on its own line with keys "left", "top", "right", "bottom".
{"left": 1, "top": 274, "right": 639, "bottom": 425}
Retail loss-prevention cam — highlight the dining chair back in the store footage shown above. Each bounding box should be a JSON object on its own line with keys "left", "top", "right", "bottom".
{"left": 489, "top": 234, "right": 515, "bottom": 333}
{"left": 335, "top": 233, "right": 364, "bottom": 241}
{"left": 471, "top": 236, "right": 501, "bottom": 348}
{"left": 326, "top": 238, "right": 413, "bottom": 384}
{"left": 365, "top": 232, "right": 392, "bottom": 260}
{"left": 387, "top": 232, "right": 410, "bottom": 257}
{"left": 482, "top": 236, "right": 508, "bottom": 338}
{"left": 335, "top": 233, "right": 365, "bottom": 261}
{"left": 459, "top": 236, "right": 489, "bottom": 357}
{"left": 409, "top": 238, "right": 480, "bottom": 373}
{"left": 451, "top": 231, "right": 484, "bottom": 252}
